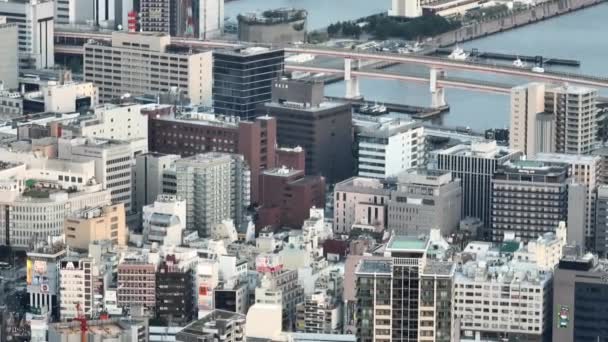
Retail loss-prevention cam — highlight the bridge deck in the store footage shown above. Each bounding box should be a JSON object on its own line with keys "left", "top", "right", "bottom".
{"left": 54, "top": 29, "right": 608, "bottom": 88}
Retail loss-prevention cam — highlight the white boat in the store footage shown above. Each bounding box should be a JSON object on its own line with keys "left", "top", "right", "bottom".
{"left": 448, "top": 46, "right": 468, "bottom": 60}
{"left": 513, "top": 58, "right": 527, "bottom": 68}
{"left": 410, "top": 42, "right": 423, "bottom": 53}
{"left": 531, "top": 66, "right": 545, "bottom": 73}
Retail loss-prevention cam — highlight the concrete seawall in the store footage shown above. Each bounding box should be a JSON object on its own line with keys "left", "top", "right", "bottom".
{"left": 431, "top": 0, "right": 604, "bottom": 47}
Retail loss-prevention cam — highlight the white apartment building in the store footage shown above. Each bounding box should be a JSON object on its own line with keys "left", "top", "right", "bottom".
{"left": 510, "top": 82, "right": 553, "bottom": 158}
{"left": 196, "top": 259, "right": 219, "bottom": 317}
{"left": 142, "top": 194, "right": 186, "bottom": 246}
{"left": 389, "top": 0, "right": 430, "bottom": 17}
{"left": 63, "top": 103, "right": 153, "bottom": 141}
{"left": 510, "top": 83, "right": 599, "bottom": 157}
{"left": 43, "top": 81, "right": 98, "bottom": 113}
{"left": 535, "top": 153, "right": 600, "bottom": 244}
{"left": 255, "top": 269, "right": 305, "bottom": 330}
{"left": 176, "top": 153, "right": 250, "bottom": 237}
{"left": 59, "top": 137, "right": 135, "bottom": 212}
{"left": 197, "top": 0, "right": 224, "bottom": 39}
{"left": 55, "top": 0, "right": 134, "bottom": 28}
{"left": 0, "top": 80, "right": 97, "bottom": 116}
{"left": 59, "top": 258, "right": 108, "bottom": 320}
{"left": 546, "top": 84, "right": 597, "bottom": 155}
{"left": 357, "top": 119, "right": 424, "bottom": 178}
{"left": 513, "top": 221, "right": 567, "bottom": 271}
{"left": 84, "top": 31, "right": 213, "bottom": 106}
{"left": 0, "top": 0, "right": 54, "bottom": 69}
{"left": 295, "top": 290, "right": 340, "bottom": 334}
{"left": 333, "top": 177, "right": 391, "bottom": 234}
{"left": 452, "top": 258, "right": 552, "bottom": 341}
{"left": 0, "top": 17, "right": 18, "bottom": 90}
{"left": 0, "top": 153, "right": 99, "bottom": 192}
{"left": 135, "top": 152, "right": 180, "bottom": 213}
{"left": 0, "top": 88, "right": 22, "bottom": 115}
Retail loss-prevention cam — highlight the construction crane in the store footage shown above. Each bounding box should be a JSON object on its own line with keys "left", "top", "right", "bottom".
{"left": 74, "top": 303, "right": 88, "bottom": 342}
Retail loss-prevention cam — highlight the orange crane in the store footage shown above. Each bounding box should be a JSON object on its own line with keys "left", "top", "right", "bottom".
{"left": 74, "top": 303, "right": 88, "bottom": 342}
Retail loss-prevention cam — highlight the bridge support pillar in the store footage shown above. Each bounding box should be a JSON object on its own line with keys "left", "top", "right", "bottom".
{"left": 345, "top": 58, "right": 361, "bottom": 99}
{"left": 430, "top": 67, "right": 446, "bottom": 108}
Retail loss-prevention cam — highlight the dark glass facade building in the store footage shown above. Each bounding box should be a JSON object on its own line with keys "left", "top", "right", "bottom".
{"left": 435, "top": 141, "right": 522, "bottom": 235}
{"left": 213, "top": 47, "right": 284, "bottom": 119}
{"left": 155, "top": 259, "right": 196, "bottom": 326}
{"left": 553, "top": 254, "right": 608, "bottom": 342}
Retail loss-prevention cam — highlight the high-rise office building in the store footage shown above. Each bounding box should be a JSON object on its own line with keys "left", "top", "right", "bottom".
{"left": 263, "top": 78, "right": 354, "bottom": 183}
{"left": 388, "top": 169, "right": 461, "bottom": 236}
{"left": 175, "top": 153, "right": 250, "bottom": 237}
{"left": 357, "top": 119, "right": 425, "bottom": 178}
{"left": 510, "top": 82, "right": 555, "bottom": 158}
{"left": 213, "top": 47, "right": 284, "bottom": 119}
{"left": 535, "top": 153, "right": 601, "bottom": 247}
{"left": 434, "top": 140, "right": 522, "bottom": 232}
{"left": 490, "top": 160, "right": 569, "bottom": 242}
{"left": 552, "top": 252, "right": 608, "bottom": 342}
{"left": 0, "top": 0, "right": 54, "bottom": 69}
{"left": 0, "top": 17, "right": 18, "bottom": 90}
{"left": 84, "top": 31, "right": 213, "bottom": 106}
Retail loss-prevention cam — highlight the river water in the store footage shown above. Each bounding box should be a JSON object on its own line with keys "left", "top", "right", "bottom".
{"left": 226, "top": 0, "right": 608, "bottom": 131}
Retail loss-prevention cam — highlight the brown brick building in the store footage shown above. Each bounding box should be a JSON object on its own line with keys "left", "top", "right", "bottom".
{"left": 148, "top": 111, "right": 276, "bottom": 203}
{"left": 276, "top": 146, "right": 306, "bottom": 171}
{"left": 257, "top": 167, "right": 325, "bottom": 229}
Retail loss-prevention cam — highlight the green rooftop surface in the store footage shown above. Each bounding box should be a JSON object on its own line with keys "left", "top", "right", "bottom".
{"left": 513, "top": 160, "right": 545, "bottom": 168}
{"left": 388, "top": 236, "right": 428, "bottom": 250}
{"left": 500, "top": 241, "right": 520, "bottom": 253}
